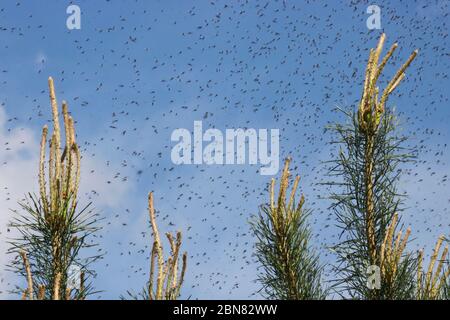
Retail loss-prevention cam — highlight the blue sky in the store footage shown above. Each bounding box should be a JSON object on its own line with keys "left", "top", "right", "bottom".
{"left": 0, "top": 0, "right": 449, "bottom": 299}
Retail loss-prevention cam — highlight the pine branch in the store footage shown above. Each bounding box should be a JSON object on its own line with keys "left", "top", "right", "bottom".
{"left": 417, "top": 236, "right": 450, "bottom": 299}
{"left": 8, "top": 77, "right": 100, "bottom": 300}
{"left": 250, "top": 158, "right": 325, "bottom": 300}
{"left": 328, "top": 34, "right": 419, "bottom": 299}
{"left": 125, "top": 192, "right": 188, "bottom": 300}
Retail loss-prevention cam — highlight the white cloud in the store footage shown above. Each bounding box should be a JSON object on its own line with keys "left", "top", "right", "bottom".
{"left": 0, "top": 106, "right": 38, "bottom": 296}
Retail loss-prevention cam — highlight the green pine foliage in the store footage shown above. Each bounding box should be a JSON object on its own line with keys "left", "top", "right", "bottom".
{"left": 327, "top": 108, "right": 417, "bottom": 299}
{"left": 9, "top": 194, "right": 99, "bottom": 299}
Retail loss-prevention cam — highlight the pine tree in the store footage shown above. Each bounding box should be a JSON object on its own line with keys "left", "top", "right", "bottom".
{"left": 327, "top": 34, "right": 420, "bottom": 299}
{"left": 250, "top": 158, "right": 325, "bottom": 299}
{"left": 8, "top": 77, "right": 100, "bottom": 300}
